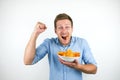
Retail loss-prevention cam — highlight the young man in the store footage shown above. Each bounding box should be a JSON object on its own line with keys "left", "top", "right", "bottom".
{"left": 24, "top": 13, "right": 97, "bottom": 80}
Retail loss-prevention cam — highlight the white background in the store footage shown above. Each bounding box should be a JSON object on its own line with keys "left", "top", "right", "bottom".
{"left": 0, "top": 0, "right": 120, "bottom": 80}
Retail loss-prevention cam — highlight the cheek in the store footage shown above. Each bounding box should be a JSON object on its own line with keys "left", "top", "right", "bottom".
{"left": 56, "top": 30, "right": 60, "bottom": 33}
{"left": 69, "top": 29, "right": 73, "bottom": 33}
{"left": 55, "top": 31, "right": 61, "bottom": 35}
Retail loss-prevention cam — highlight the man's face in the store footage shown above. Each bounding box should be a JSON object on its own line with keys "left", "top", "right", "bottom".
{"left": 55, "top": 19, "right": 73, "bottom": 46}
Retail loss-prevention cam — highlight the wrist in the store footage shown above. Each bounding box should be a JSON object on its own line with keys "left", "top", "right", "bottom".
{"left": 74, "top": 64, "right": 83, "bottom": 70}
{"left": 32, "top": 30, "right": 40, "bottom": 38}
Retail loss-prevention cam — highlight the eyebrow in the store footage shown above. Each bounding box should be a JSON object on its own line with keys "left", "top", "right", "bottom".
{"left": 57, "top": 23, "right": 71, "bottom": 26}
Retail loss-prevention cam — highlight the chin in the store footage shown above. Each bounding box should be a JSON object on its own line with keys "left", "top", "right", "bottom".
{"left": 61, "top": 42, "right": 69, "bottom": 46}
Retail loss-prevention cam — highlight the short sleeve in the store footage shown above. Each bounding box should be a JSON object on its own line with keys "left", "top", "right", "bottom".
{"left": 32, "top": 39, "right": 50, "bottom": 64}
{"left": 82, "top": 39, "right": 97, "bottom": 66}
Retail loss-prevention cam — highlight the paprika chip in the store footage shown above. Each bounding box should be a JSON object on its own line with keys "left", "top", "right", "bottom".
{"left": 58, "top": 49, "right": 80, "bottom": 57}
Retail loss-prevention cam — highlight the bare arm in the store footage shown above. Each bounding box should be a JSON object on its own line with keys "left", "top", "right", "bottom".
{"left": 75, "top": 63, "right": 97, "bottom": 74}
{"left": 59, "top": 58, "right": 97, "bottom": 74}
{"left": 24, "top": 22, "right": 47, "bottom": 65}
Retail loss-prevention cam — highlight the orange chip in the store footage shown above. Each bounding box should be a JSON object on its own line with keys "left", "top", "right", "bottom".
{"left": 58, "top": 49, "right": 80, "bottom": 57}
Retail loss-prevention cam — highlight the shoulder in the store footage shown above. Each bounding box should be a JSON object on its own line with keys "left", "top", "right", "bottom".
{"left": 43, "top": 37, "right": 57, "bottom": 43}
{"left": 72, "top": 36, "right": 89, "bottom": 47}
{"left": 72, "top": 36, "right": 87, "bottom": 42}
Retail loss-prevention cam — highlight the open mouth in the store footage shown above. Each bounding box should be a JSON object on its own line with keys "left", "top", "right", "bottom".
{"left": 62, "top": 36, "right": 67, "bottom": 40}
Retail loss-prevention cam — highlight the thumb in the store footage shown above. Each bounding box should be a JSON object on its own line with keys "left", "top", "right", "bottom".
{"left": 74, "top": 59, "right": 79, "bottom": 64}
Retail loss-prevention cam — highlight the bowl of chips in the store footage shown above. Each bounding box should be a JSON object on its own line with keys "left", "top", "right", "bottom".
{"left": 58, "top": 49, "right": 80, "bottom": 62}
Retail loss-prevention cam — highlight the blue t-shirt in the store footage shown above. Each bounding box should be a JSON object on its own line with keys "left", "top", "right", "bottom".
{"left": 32, "top": 36, "right": 97, "bottom": 80}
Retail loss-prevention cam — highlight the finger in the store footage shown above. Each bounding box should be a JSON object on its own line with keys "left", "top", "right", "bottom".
{"left": 58, "top": 57, "right": 65, "bottom": 63}
{"left": 39, "top": 24, "right": 47, "bottom": 29}
{"left": 37, "top": 22, "right": 44, "bottom": 25}
{"left": 36, "top": 22, "right": 45, "bottom": 28}
{"left": 73, "top": 59, "right": 79, "bottom": 64}
{"left": 61, "top": 61, "right": 72, "bottom": 65}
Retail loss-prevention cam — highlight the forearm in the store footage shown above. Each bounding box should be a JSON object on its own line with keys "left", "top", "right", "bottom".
{"left": 76, "top": 64, "right": 97, "bottom": 74}
{"left": 24, "top": 32, "right": 38, "bottom": 65}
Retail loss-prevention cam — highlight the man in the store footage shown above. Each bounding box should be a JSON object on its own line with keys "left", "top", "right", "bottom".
{"left": 24, "top": 13, "right": 97, "bottom": 80}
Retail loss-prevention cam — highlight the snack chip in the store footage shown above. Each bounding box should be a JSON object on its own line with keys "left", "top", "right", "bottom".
{"left": 58, "top": 49, "right": 80, "bottom": 57}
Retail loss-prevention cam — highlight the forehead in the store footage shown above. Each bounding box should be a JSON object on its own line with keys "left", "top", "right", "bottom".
{"left": 56, "top": 19, "right": 71, "bottom": 26}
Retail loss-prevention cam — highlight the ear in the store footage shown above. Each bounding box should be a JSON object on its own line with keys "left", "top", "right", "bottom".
{"left": 71, "top": 26, "right": 73, "bottom": 32}
{"left": 54, "top": 28, "right": 56, "bottom": 33}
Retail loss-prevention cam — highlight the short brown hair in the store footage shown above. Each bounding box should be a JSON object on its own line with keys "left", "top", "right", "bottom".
{"left": 54, "top": 13, "right": 73, "bottom": 29}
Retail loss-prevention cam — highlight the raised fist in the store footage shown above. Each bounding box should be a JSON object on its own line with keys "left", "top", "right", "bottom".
{"left": 34, "top": 22, "right": 47, "bottom": 36}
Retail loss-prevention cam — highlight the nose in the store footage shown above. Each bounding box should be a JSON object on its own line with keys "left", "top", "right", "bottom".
{"left": 62, "top": 27, "right": 67, "bottom": 33}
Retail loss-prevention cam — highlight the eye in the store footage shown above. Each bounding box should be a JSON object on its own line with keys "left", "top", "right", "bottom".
{"left": 65, "top": 26, "right": 71, "bottom": 29}
{"left": 57, "top": 26, "right": 63, "bottom": 30}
